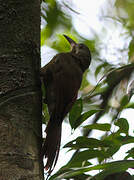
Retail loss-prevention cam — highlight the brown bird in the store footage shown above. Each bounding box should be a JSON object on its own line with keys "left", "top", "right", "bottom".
{"left": 40, "top": 35, "right": 91, "bottom": 175}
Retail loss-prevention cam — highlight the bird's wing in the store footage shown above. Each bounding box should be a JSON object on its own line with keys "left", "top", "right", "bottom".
{"left": 49, "top": 53, "right": 82, "bottom": 122}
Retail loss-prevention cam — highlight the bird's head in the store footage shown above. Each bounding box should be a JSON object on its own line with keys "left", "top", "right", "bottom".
{"left": 63, "top": 34, "right": 91, "bottom": 72}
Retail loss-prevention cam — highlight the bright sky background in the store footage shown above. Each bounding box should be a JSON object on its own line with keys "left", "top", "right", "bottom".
{"left": 41, "top": 0, "right": 134, "bottom": 177}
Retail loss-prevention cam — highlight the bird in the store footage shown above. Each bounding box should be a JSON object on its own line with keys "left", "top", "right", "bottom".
{"left": 40, "top": 35, "right": 91, "bottom": 176}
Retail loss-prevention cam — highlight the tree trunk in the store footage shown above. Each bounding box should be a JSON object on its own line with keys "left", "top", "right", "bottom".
{"left": 0, "top": 0, "right": 43, "bottom": 179}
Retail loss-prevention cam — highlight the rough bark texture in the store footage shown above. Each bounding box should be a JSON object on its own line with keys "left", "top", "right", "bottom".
{"left": 0, "top": 0, "right": 43, "bottom": 180}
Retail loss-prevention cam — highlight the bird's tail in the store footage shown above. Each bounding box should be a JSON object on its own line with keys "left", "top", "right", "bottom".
{"left": 41, "top": 120, "right": 62, "bottom": 174}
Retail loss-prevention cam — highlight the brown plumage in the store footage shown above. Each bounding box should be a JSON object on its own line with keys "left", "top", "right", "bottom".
{"left": 40, "top": 35, "right": 91, "bottom": 176}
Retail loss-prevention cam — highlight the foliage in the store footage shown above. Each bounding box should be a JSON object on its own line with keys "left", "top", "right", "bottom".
{"left": 41, "top": 0, "right": 134, "bottom": 179}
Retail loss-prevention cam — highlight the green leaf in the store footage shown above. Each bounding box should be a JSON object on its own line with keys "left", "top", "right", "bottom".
{"left": 128, "top": 39, "right": 134, "bottom": 60}
{"left": 93, "top": 160, "right": 134, "bottom": 180}
{"left": 80, "top": 69, "right": 89, "bottom": 90}
{"left": 69, "top": 99, "right": 83, "bottom": 129}
{"left": 49, "top": 160, "right": 134, "bottom": 180}
{"left": 42, "top": 103, "right": 49, "bottom": 124}
{"left": 65, "top": 150, "right": 107, "bottom": 165}
{"left": 115, "top": 118, "right": 129, "bottom": 135}
{"left": 115, "top": 135, "right": 134, "bottom": 145}
{"left": 63, "top": 151, "right": 92, "bottom": 168}
{"left": 95, "top": 62, "right": 109, "bottom": 77}
{"left": 126, "top": 102, "right": 134, "bottom": 109}
{"left": 64, "top": 136, "right": 111, "bottom": 149}
{"left": 125, "top": 147, "right": 134, "bottom": 159}
{"left": 84, "top": 123, "right": 111, "bottom": 131}
{"left": 106, "top": 144, "right": 120, "bottom": 157}
{"left": 120, "top": 95, "right": 129, "bottom": 108}
{"left": 73, "top": 109, "right": 101, "bottom": 130}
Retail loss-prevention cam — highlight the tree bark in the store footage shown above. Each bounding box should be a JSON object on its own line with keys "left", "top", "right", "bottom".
{"left": 0, "top": 0, "right": 43, "bottom": 179}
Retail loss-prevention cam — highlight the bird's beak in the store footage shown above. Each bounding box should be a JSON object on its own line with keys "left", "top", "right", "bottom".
{"left": 63, "top": 35, "right": 77, "bottom": 49}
